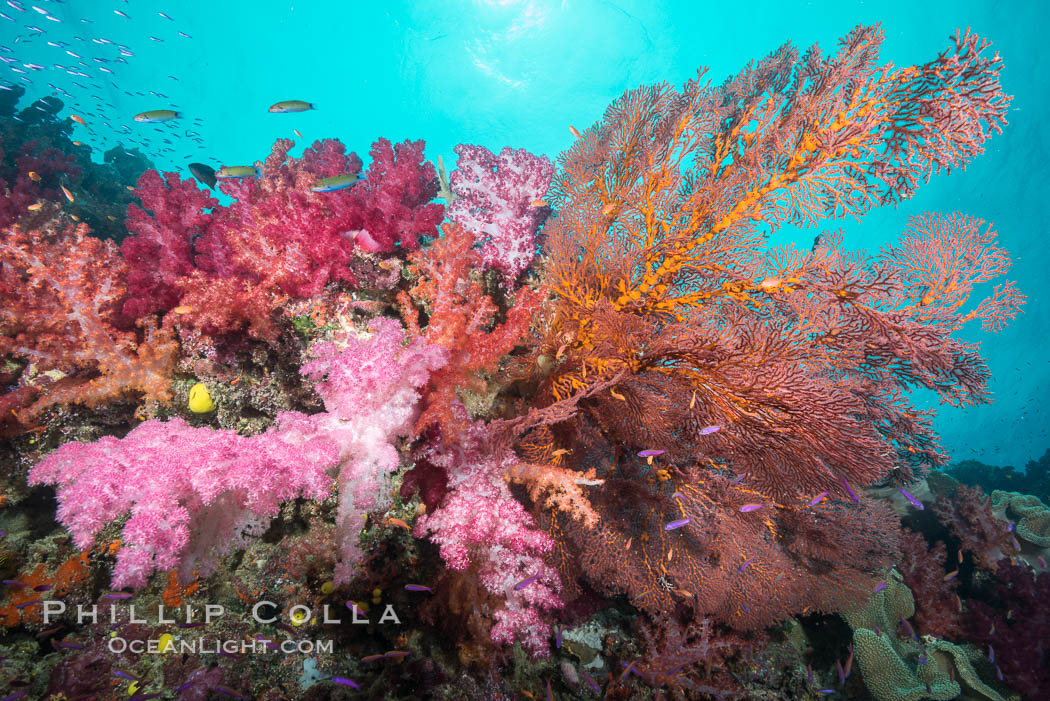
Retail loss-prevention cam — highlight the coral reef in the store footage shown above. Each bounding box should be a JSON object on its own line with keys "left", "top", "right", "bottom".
{"left": 0, "top": 22, "right": 1038, "bottom": 701}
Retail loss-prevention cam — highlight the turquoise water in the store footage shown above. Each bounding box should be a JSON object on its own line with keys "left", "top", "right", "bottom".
{"left": 4, "top": 0, "right": 1045, "bottom": 468}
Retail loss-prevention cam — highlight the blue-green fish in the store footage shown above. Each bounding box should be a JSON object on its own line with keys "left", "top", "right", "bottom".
{"left": 215, "top": 165, "right": 260, "bottom": 179}
{"left": 268, "top": 100, "right": 314, "bottom": 113}
{"left": 133, "top": 109, "right": 179, "bottom": 122}
{"left": 310, "top": 174, "right": 363, "bottom": 192}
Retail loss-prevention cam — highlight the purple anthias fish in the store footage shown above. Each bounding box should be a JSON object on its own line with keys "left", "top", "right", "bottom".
{"left": 403, "top": 584, "right": 432, "bottom": 592}
{"left": 842, "top": 477, "right": 859, "bottom": 503}
{"left": 514, "top": 574, "right": 538, "bottom": 591}
{"left": 808, "top": 491, "right": 829, "bottom": 507}
{"left": 899, "top": 488, "right": 924, "bottom": 510}
{"left": 53, "top": 640, "right": 84, "bottom": 648}
{"left": 664, "top": 518, "right": 690, "bottom": 531}
{"left": 698, "top": 425, "right": 721, "bottom": 435}
{"left": 739, "top": 504, "right": 764, "bottom": 512}
{"left": 333, "top": 678, "right": 360, "bottom": 689}
{"left": 582, "top": 671, "right": 601, "bottom": 693}
{"left": 638, "top": 449, "right": 664, "bottom": 457}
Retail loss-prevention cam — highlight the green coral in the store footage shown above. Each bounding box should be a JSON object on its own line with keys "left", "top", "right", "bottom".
{"left": 853, "top": 628, "right": 959, "bottom": 701}
{"left": 991, "top": 490, "right": 1050, "bottom": 547}
{"left": 842, "top": 567, "right": 914, "bottom": 633}
{"left": 843, "top": 569, "right": 1004, "bottom": 701}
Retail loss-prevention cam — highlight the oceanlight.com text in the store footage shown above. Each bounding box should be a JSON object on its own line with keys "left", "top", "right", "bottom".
{"left": 108, "top": 637, "right": 334, "bottom": 655}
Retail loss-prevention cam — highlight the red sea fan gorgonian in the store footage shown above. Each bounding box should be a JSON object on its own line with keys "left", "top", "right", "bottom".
{"left": 498, "top": 24, "right": 1021, "bottom": 627}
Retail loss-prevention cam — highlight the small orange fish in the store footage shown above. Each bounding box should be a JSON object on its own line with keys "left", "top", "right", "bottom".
{"left": 758, "top": 277, "right": 781, "bottom": 290}
{"left": 386, "top": 517, "right": 411, "bottom": 531}
{"left": 70, "top": 114, "right": 86, "bottom": 126}
{"left": 71, "top": 214, "right": 80, "bottom": 221}
{"left": 28, "top": 171, "right": 41, "bottom": 182}
{"left": 27, "top": 203, "right": 43, "bottom": 211}
{"left": 610, "top": 388, "right": 626, "bottom": 400}
{"left": 551, "top": 449, "right": 571, "bottom": 457}
{"left": 569, "top": 125, "right": 581, "bottom": 139}
{"left": 294, "top": 129, "right": 303, "bottom": 138}
{"left": 61, "top": 185, "right": 74, "bottom": 203}
{"left": 173, "top": 306, "right": 194, "bottom": 314}
{"left": 601, "top": 202, "right": 616, "bottom": 216}
{"left": 107, "top": 215, "right": 117, "bottom": 221}
{"left": 126, "top": 185, "right": 136, "bottom": 191}
{"left": 72, "top": 140, "right": 84, "bottom": 147}
{"left": 530, "top": 198, "right": 547, "bottom": 207}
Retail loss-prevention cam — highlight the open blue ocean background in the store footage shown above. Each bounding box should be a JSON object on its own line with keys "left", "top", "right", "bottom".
{"left": 3, "top": 0, "right": 1047, "bottom": 469}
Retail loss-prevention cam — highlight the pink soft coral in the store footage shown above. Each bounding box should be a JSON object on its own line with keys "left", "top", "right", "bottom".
{"left": 413, "top": 414, "right": 563, "bottom": 656}
{"left": 277, "top": 317, "right": 447, "bottom": 583}
{"left": 29, "top": 317, "right": 446, "bottom": 589}
{"left": 447, "top": 143, "right": 553, "bottom": 284}
{"left": 29, "top": 417, "right": 338, "bottom": 588}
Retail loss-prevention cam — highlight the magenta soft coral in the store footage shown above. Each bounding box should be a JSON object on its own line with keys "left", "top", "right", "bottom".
{"left": 200, "top": 136, "right": 442, "bottom": 288}
{"left": 122, "top": 169, "right": 216, "bottom": 320}
{"left": 967, "top": 560, "right": 1050, "bottom": 699}
{"left": 120, "top": 137, "right": 445, "bottom": 337}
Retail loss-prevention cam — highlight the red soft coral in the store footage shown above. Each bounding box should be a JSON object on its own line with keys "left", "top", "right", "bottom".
{"left": 398, "top": 222, "right": 545, "bottom": 439}
{"left": 120, "top": 137, "right": 444, "bottom": 341}
{"left": 0, "top": 141, "right": 81, "bottom": 228}
{"left": 0, "top": 220, "right": 177, "bottom": 424}
{"left": 898, "top": 530, "right": 964, "bottom": 640}
{"left": 122, "top": 169, "right": 216, "bottom": 320}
